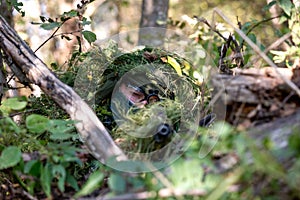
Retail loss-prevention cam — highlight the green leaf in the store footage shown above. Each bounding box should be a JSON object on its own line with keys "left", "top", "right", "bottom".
{"left": 2, "top": 97, "right": 27, "bottom": 110}
{"left": 24, "top": 160, "right": 41, "bottom": 177}
{"left": 63, "top": 10, "right": 78, "bottom": 18}
{"left": 108, "top": 173, "right": 126, "bottom": 193}
{"left": 0, "top": 105, "right": 10, "bottom": 116}
{"left": 82, "top": 30, "right": 97, "bottom": 44}
{"left": 50, "top": 132, "right": 74, "bottom": 140}
{"left": 128, "top": 177, "right": 145, "bottom": 190}
{"left": 241, "top": 21, "right": 252, "bottom": 32}
{"left": 0, "top": 117, "right": 21, "bottom": 134}
{"left": 26, "top": 114, "right": 49, "bottom": 134}
{"left": 263, "top": 0, "right": 277, "bottom": 11}
{"left": 0, "top": 146, "right": 22, "bottom": 170}
{"left": 52, "top": 165, "right": 66, "bottom": 192}
{"left": 81, "top": 17, "right": 91, "bottom": 26}
{"left": 40, "top": 22, "right": 61, "bottom": 30}
{"left": 247, "top": 33, "right": 257, "bottom": 44}
{"left": 66, "top": 172, "right": 79, "bottom": 191}
{"left": 74, "top": 170, "right": 104, "bottom": 198}
{"left": 8, "top": 0, "right": 25, "bottom": 16}
{"left": 279, "top": 0, "right": 293, "bottom": 16}
{"left": 288, "top": 131, "right": 300, "bottom": 153}
{"left": 40, "top": 163, "right": 52, "bottom": 198}
{"left": 47, "top": 120, "right": 75, "bottom": 140}
{"left": 0, "top": 97, "right": 27, "bottom": 116}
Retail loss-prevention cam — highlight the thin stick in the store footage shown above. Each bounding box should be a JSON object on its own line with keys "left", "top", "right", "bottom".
{"left": 34, "top": 24, "right": 62, "bottom": 53}
{"left": 264, "top": 32, "right": 291, "bottom": 53}
{"left": 145, "top": 162, "right": 175, "bottom": 189}
{"left": 246, "top": 32, "right": 291, "bottom": 68}
{"left": 213, "top": 8, "right": 300, "bottom": 98}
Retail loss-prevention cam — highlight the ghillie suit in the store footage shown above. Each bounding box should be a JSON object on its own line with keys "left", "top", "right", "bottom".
{"left": 74, "top": 41, "right": 215, "bottom": 160}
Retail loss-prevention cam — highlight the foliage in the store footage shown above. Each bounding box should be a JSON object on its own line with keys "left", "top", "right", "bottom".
{"left": 29, "top": 0, "right": 97, "bottom": 53}
{"left": 0, "top": 146, "right": 22, "bottom": 170}
{"left": 0, "top": 96, "right": 27, "bottom": 116}
{"left": 269, "top": 1, "right": 300, "bottom": 68}
{"left": 74, "top": 170, "right": 104, "bottom": 198}
{"left": 169, "top": 0, "right": 300, "bottom": 70}
{"left": 0, "top": 98, "right": 85, "bottom": 198}
{"left": 5, "top": 0, "right": 25, "bottom": 17}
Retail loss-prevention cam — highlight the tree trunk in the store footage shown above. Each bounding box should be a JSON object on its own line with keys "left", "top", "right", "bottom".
{"left": 0, "top": 0, "right": 23, "bottom": 123}
{"left": 0, "top": 15, "right": 126, "bottom": 163}
{"left": 0, "top": 53, "right": 5, "bottom": 101}
{"left": 0, "top": 0, "right": 14, "bottom": 27}
{"left": 138, "top": 0, "right": 169, "bottom": 46}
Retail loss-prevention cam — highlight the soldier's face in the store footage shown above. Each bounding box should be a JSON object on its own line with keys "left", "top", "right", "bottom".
{"left": 120, "top": 83, "right": 148, "bottom": 108}
{"left": 119, "top": 83, "right": 161, "bottom": 108}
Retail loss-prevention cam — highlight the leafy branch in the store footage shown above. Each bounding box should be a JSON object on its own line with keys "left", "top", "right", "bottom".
{"left": 32, "top": 1, "right": 96, "bottom": 53}
{"left": 5, "top": 0, "right": 25, "bottom": 17}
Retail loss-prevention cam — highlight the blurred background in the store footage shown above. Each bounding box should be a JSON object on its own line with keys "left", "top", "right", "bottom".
{"left": 10, "top": 0, "right": 278, "bottom": 66}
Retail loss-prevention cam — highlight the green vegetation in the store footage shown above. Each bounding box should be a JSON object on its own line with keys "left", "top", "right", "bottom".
{"left": 1, "top": 96, "right": 300, "bottom": 198}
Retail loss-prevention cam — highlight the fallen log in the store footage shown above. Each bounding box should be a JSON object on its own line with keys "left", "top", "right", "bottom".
{"left": 0, "top": 15, "right": 127, "bottom": 163}
{"left": 211, "top": 67, "right": 300, "bottom": 154}
{"left": 212, "top": 67, "right": 300, "bottom": 127}
{"left": 208, "top": 67, "right": 300, "bottom": 174}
